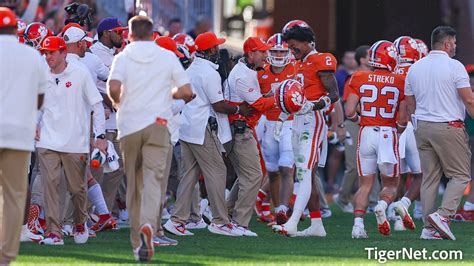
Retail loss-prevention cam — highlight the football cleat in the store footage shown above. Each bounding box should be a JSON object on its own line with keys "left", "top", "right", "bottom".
{"left": 453, "top": 208, "right": 474, "bottom": 222}
{"left": 351, "top": 225, "right": 368, "bottom": 239}
{"left": 393, "top": 201, "right": 415, "bottom": 230}
{"left": 428, "top": 213, "right": 455, "bottom": 240}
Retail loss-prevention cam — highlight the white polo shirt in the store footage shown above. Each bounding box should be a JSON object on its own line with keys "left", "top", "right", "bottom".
{"left": 81, "top": 51, "right": 109, "bottom": 82}
{"left": 405, "top": 50, "right": 470, "bottom": 122}
{"left": 90, "top": 41, "right": 117, "bottom": 130}
{"left": 224, "top": 59, "right": 263, "bottom": 105}
{"left": 108, "top": 41, "right": 190, "bottom": 138}
{"left": 36, "top": 60, "right": 103, "bottom": 153}
{"left": 0, "top": 36, "right": 48, "bottom": 151}
{"left": 180, "top": 57, "right": 232, "bottom": 145}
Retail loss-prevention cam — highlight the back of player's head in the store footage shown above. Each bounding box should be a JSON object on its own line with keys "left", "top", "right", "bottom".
{"left": 129, "top": 15, "right": 153, "bottom": 40}
{"left": 282, "top": 25, "right": 315, "bottom": 44}
{"left": 355, "top": 45, "right": 370, "bottom": 66}
{"left": 431, "top": 26, "right": 456, "bottom": 49}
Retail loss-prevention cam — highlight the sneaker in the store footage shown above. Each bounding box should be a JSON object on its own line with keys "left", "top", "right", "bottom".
{"left": 73, "top": 224, "right": 89, "bottom": 244}
{"left": 90, "top": 214, "right": 117, "bottom": 232}
{"left": 208, "top": 223, "right": 243, "bottom": 236}
{"left": 321, "top": 208, "right": 332, "bottom": 218}
{"left": 453, "top": 208, "right": 474, "bottom": 222}
{"left": 119, "top": 209, "right": 129, "bottom": 221}
{"left": 351, "top": 224, "right": 368, "bottom": 239}
{"left": 29, "top": 218, "right": 44, "bottom": 235}
{"left": 186, "top": 218, "right": 207, "bottom": 230}
{"left": 153, "top": 235, "right": 178, "bottom": 246}
{"left": 413, "top": 201, "right": 423, "bottom": 220}
{"left": 332, "top": 194, "right": 354, "bottom": 213}
{"left": 233, "top": 223, "right": 257, "bottom": 237}
{"left": 394, "top": 217, "right": 406, "bottom": 231}
{"left": 420, "top": 227, "right": 443, "bottom": 240}
{"left": 256, "top": 213, "right": 275, "bottom": 224}
{"left": 202, "top": 205, "right": 213, "bottom": 224}
{"left": 427, "top": 212, "right": 455, "bottom": 240}
{"left": 276, "top": 210, "right": 289, "bottom": 225}
{"left": 294, "top": 225, "right": 327, "bottom": 237}
{"left": 20, "top": 225, "right": 43, "bottom": 242}
{"left": 27, "top": 204, "right": 41, "bottom": 232}
{"left": 163, "top": 219, "right": 194, "bottom": 236}
{"left": 272, "top": 223, "right": 297, "bottom": 236}
{"left": 393, "top": 202, "right": 415, "bottom": 230}
{"left": 62, "top": 224, "right": 74, "bottom": 237}
{"left": 161, "top": 208, "right": 171, "bottom": 221}
{"left": 39, "top": 233, "right": 64, "bottom": 245}
{"left": 374, "top": 205, "right": 390, "bottom": 236}
{"left": 137, "top": 224, "right": 154, "bottom": 262}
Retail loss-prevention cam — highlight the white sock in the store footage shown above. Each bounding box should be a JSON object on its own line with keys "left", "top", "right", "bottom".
{"left": 354, "top": 217, "right": 364, "bottom": 228}
{"left": 275, "top": 205, "right": 288, "bottom": 213}
{"left": 311, "top": 217, "right": 322, "bottom": 227}
{"left": 464, "top": 201, "right": 474, "bottom": 211}
{"left": 377, "top": 200, "right": 388, "bottom": 211}
{"left": 286, "top": 169, "right": 312, "bottom": 228}
{"left": 375, "top": 200, "right": 388, "bottom": 224}
{"left": 88, "top": 183, "right": 109, "bottom": 215}
{"left": 400, "top": 197, "right": 411, "bottom": 209}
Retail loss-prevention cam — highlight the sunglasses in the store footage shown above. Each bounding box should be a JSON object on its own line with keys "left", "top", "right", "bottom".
{"left": 109, "top": 29, "right": 124, "bottom": 35}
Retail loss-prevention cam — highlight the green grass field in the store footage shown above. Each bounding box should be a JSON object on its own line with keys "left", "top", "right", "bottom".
{"left": 15, "top": 205, "right": 474, "bottom": 265}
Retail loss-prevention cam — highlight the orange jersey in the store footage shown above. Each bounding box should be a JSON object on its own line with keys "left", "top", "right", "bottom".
{"left": 258, "top": 63, "right": 296, "bottom": 121}
{"left": 394, "top": 63, "right": 412, "bottom": 77}
{"left": 347, "top": 69, "right": 405, "bottom": 128}
{"left": 295, "top": 51, "right": 337, "bottom": 101}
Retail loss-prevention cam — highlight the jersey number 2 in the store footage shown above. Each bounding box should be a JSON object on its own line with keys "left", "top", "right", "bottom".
{"left": 359, "top": 85, "right": 399, "bottom": 119}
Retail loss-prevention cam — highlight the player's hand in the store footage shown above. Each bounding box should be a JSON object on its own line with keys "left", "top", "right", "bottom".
{"left": 273, "top": 120, "right": 283, "bottom": 142}
{"left": 35, "top": 124, "right": 41, "bottom": 141}
{"left": 239, "top": 102, "right": 254, "bottom": 117}
{"left": 94, "top": 138, "right": 108, "bottom": 155}
{"left": 295, "top": 101, "right": 314, "bottom": 115}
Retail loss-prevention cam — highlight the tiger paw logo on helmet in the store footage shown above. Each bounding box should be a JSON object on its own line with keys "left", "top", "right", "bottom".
{"left": 275, "top": 79, "right": 306, "bottom": 114}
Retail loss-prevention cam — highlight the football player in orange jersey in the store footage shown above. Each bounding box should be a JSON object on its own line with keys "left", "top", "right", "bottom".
{"left": 345, "top": 40, "right": 410, "bottom": 239}
{"left": 257, "top": 33, "right": 296, "bottom": 225}
{"left": 388, "top": 36, "right": 423, "bottom": 231}
{"left": 272, "top": 21, "right": 340, "bottom": 237}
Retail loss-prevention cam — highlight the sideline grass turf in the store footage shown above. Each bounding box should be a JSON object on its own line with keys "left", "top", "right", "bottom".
{"left": 15, "top": 206, "right": 474, "bottom": 265}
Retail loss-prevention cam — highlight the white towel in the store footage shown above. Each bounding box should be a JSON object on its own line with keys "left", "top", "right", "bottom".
{"left": 318, "top": 124, "right": 329, "bottom": 168}
{"left": 398, "top": 122, "right": 414, "bottom": 159}
{"left": 377, "top": 126, "right": 398, "bottom": 165}
{"left": 103, "top": 140, "right": 120, "bottom": 173}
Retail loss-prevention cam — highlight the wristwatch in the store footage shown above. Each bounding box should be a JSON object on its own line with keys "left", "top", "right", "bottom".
{"left": 96, "top": 134, "right": 106, "bottom": 139}
{"left": 337, "top": 123, "right": 345, "bottom": 129}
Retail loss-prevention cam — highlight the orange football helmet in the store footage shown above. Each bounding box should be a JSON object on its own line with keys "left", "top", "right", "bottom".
{"left": 393, "top": 36, "right": 421, "bottom": 63}
{"left": 415, "top": 38, "right": 429, "bottom": 58}
{"left": 275, "top": 79, "right": 306, "bottom": 114}
{"left": 368, "top": 40, "right": 398, "bottom": 72}
{"left": 173, "top": 33, "right": 196, "bottom": 54}
{"left": 266, "top": 33, "right": 291, "bottom": 67}
{"left": 24, "top": 22, "right": 53, "bottom": 50}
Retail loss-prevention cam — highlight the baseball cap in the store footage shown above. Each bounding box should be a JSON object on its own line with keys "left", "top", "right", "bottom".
{"left": 0, "top": 7, "right": 17, "bottom": 28}
{"left": 40, "top": 36, "right": 67, "bottom": 52}
{"left": 243, "top": 37, "right": 272, "bottom": 53}
{"left": 60, "top": 22, "right": 83, "bottom": 35}
{"left": 195, "top": 32, "right": 225, "bottom": 51}
{"left": 63, "top": 27, "right": 93, "bottom": 44}
{"left": 97, "top": 17, "right": 126, "bottom": 34}
{"left": 155, "top": 36, "right": 184, "bottom": 58}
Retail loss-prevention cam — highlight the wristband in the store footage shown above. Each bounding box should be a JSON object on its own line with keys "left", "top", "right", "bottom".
{"left": 235, "top": 105, "right": 240, "bottom": 115}
{"left": 320, "top": 96, "right": 331, "bottom": 108}
{"left": 396, "top": 121, "right": 407, "bottom": 128}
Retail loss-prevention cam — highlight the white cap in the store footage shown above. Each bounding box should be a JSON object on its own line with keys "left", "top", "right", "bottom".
{"left": 63, "top": 27, "right": 93, "bottom": 44}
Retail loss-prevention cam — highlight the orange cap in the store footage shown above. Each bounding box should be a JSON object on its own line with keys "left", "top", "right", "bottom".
{"left": 155, "top": 36, "right": 184, "bottom": 58}
{"left": 40, "top": 36, "right": 67, "bottom": 52}
{"left": 0, "top": 7, "right": 17, "bottom": 28}
{"left": 243, "top": 37, "right": 272, "bottom": 53}
{"left": 195, "top": 32, "right": 225, "bottom": 51}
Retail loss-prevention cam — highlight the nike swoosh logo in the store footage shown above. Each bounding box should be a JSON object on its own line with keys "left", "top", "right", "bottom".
{"left": 286, "top": 75, "right": 293, "bottom": 78}
{"left": 307, "top": 62, "right": 313, "bottom": 65}
{"left": 304, "top": 122, "right": 310, "bottom": 125}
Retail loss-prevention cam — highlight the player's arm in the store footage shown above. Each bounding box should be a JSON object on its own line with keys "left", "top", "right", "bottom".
{"left": 397, "top": 100, "right": 408, "bottom": 133}
{"left": 345, "top": 93, "right": 360, "bottom": 123}
{"left": 315, "top": 70, "right": 340, "bottom": 110}
{"left": 458, "top": 87, "right": 474, "bottom": 117}
{"left": 235, "top": 78, "right": 273, "bottom": 113}
{"left": 331, "top": 101, "right": 346, "bottom": 142}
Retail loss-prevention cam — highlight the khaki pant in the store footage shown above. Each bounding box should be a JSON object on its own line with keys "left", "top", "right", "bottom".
{"left": 415, "top": 121, "right": 471, "bottom": 226}
{"left": 172, "top": 128, "right": 229, "bottom": 225}
{"left": 338, "top": 120, "right": 380, "bottom": 206}
{"left": 121, "top": 123, "right": 170, "bottom": 249}
{"left": 225, "top": 128, "right": 262, "bottom": 227}
{"left": 37, "top": 148, "right": 88, "bottom": 236}
{"left": 157, "top": 145, "right": 174, "bottom": 233}
{"left": 0, "top": 149, "right": 29, "bottom": 263}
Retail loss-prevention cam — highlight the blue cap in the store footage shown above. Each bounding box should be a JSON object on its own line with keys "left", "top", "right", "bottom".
{"left": 97, "top": 17, "right": 124, "bottom": 33}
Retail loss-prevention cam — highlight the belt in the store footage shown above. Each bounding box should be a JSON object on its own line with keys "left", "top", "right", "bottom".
{"left": 106, "top": 129, "right": 118, "bottom": 133}
{"left": 428, "top": 120, "right": 464, "bottom": 128}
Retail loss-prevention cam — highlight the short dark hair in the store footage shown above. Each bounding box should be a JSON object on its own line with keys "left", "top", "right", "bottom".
{"left": 282, "top": 25, "right": 315, "bottom": 43}
{"left": 355, "top": 45, "right": 370, "bottom": 66}
{"left": 168, "top": 17, "right": 181, "bottom": 26}
{"left": 431, "top": 26, "right": 456, "bottom": 48}
{"left": 129, "top": 16, "right": 153, "bottom": 40}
